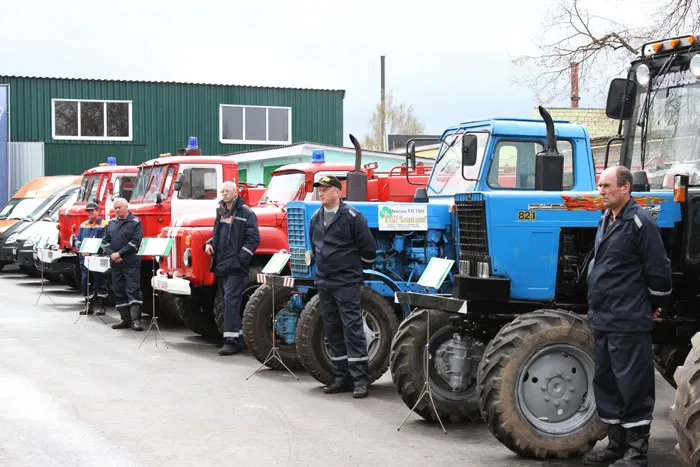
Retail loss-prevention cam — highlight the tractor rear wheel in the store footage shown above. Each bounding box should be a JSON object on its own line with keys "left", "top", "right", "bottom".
{"left": 295, "top": 286, "right": 397, "bottom": 386}
{"left": 242, "top": 284, "right": 302, "bottom": 370}
{"left": 477, "top": 309, "right": 605, "bottom": 459}
{"left": 390, "top": 308, "right": 483, "bottom": 423}
{"left": 670, "top": 332, "right": 700, "bottom": 467}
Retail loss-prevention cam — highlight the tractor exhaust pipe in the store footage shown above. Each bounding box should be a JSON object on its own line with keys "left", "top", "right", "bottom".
{"left": 347, "top": 134, "right": 368, "bottom": 201}
{"left": 534, "top": 106, "right": 564, "bottom": 191}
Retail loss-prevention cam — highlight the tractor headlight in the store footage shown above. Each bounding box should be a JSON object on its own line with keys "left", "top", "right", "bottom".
{"left": 183, "top": 248, "right": 192, "bottom": 267}
{"left": 304, "top": 250, "right": 312, "bottom": 266}
{"left": 690, "top": 55, "right": 700, "bottom": 78}
{"left": 636, "top": 64, "right": 650, "bottom": 86}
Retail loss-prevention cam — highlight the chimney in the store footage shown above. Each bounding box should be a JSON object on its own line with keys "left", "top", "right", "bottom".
{"left": 571, "top": 62, "right": 580, "bottom": 108}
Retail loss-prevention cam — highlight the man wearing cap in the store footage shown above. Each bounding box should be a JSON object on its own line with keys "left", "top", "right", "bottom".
{"left": 205, "top": 181, "right": 260, "bottom": 356}
{"left": 75, "top": 202, "right": 109, "bottom": 315}
{"left": 102, "top": 198, "right": 144, "bottom": 331}
{"left": 308, "top": 175, "right": 377, "bottom": 398}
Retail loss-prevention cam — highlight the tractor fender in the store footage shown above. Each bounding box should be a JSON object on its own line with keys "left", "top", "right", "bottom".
{"left": 362, "top": 269, "right": 411, "bottom": 317}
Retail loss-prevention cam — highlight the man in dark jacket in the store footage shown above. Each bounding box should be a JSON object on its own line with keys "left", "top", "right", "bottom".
{"left": 309, "top": 176, "right": 377, "bottom": 399}
{"left": 205, "top": 181, "right": 260, "bottom": 356}
{"left": 76, "top": 201, "right": 109, "bottom": 315}
{"left": 102, "top": 198, "right": 144, "bottom": 331}
{"left": 584, "top": 166, "right": 672, "bottom": 467}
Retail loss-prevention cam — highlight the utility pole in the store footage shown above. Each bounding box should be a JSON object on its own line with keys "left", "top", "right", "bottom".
{"left": 380, "top": 55, "right": 386, "bottom": 152}
{"left": 570, "top": 62, "right": 580, "bottom": 108}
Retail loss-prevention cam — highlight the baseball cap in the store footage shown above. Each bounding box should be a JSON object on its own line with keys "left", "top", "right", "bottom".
{"left": 86, "top": 202, "right": 99, "bottom": 211}
{"left": 313, "top": 176, "right": 342, "bottom": 190}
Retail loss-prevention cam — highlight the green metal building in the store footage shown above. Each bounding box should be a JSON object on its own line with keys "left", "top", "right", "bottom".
{"left": 0, "top": 75, "right": 344, "bottom": 179}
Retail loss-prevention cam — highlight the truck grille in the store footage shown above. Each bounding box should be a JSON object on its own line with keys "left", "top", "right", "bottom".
{"left": 287, "top": 206, "right": 309, "bottom": 275}
{"left": 455, "top": 193, "right": 489, "bottom": 264}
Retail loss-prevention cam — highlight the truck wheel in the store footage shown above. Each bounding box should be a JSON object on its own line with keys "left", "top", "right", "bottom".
{"left": 296, "top": 286, "right": 398, "bottom": 386}
{"left": 671, "top": 332, "right": 700, "bottom": 467}
{"left": 242, "top": 284, "right": 302, "bottom": 370}
{"left": 0, "top": 262, "right": 6, "bottom": 272}
{"left": 46, "top": 272, "right": 63, "bottom": 283}
{"left": 178, "top": 295, "right": 220, "bottom": 339}
{"left": 156, "top": 291, "right": 183, "bottom": 325}
{"left": 213, "top": 267, "right": 262, "bottom": 335}
{"left": 390, "top": 308, "right": 483, "bottom": 423}
{"left": 477, "top": 309, "right": 605, "bottom": 459}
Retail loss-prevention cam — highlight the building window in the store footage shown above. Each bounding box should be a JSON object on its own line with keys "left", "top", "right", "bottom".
{"left": 219, "top": 104, "right": 291, "bottom": 145}
{"left": 52, "top": 99, "right": 132, "bottom": 141}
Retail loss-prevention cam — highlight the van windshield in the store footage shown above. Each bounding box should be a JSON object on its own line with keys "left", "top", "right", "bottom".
{"left": 7, "top": 198, "right": 48, "bottom": 220}
{"left": 0, "top": 198, "right": 22, "bottom": 219}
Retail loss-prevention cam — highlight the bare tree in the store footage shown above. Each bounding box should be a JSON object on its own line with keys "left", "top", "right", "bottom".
{"left": 515, "top": 0, "right": 700, "bottom": 104}
{"left": 362, "top": 90, "right": 426, "bottom": 151}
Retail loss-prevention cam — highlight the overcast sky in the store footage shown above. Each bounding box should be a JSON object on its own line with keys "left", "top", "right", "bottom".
{"left": 1, "top": 0, "right": 651, "bottom": 145}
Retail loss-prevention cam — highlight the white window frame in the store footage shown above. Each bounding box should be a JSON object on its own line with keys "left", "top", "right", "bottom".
{"left": 219, "top": 104, "right": 292, "bottom": 145}
{"left": 51, "top": 98, "right": 133, "bottom": 141}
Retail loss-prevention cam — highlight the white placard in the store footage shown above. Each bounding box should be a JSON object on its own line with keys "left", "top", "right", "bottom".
{"left": 262, "top": 252, "right": 291, "bottom": 275}
{"left": 417, "top": 257, "right": 454, "bottom": 290}
{"left": 79, "top": 237, "right": 102, "bottom": 254}
{"left": 378, "top": 204, "right": 428, "bottom": 231}
{"left": 137, "top": 238, "right": 173, "bottom": 257}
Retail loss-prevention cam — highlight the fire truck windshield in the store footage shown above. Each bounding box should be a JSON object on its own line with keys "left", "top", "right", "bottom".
{"left": 427, "top": 132, "right": 488, "bottom": 197}
{"left": 259, "top": 172, "right": 306, "bottom": 204}
{"left": 628, "top": 69, "right": 700, "bottom": 188}
{"left": 132, "top": 166, "right": 168, "bottom": 202}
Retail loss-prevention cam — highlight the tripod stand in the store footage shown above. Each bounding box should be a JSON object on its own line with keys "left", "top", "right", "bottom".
{"left": 138, "top": 261, "right": 168, "bottom": 349}
{"left": 74, "top": 257, "right": 107, "bottom": 325}
{"left": 34, "top": 248, "right": 56, "bottom": 307}
{"left": 397, "top": 304, "right": 447, "bottom": 434}
{"left": 247, "top": 274, "right": 298, "bottom": 380}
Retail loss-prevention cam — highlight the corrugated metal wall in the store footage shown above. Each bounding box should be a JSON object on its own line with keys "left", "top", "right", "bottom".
{"left": 8, "top": 142, "right": 44, "bottom": 194}
{"left": 0, "top": 76, "right": 345, "bottom": 176}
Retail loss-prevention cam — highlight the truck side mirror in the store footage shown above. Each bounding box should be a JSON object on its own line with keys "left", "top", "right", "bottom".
{"left": 606, "top": 78, "right": 636, "bottom": 120}
{"left": 407, "top": 142, "right": 416, "bottom": 170}
{"left": 462, "top": 134, "right": 478, "bottom": 166}
{"left": 173, "top": 173, "right": 184, "bottom": 191}
{"left": 155, "top": 192, "right": 165, "bottom": 205}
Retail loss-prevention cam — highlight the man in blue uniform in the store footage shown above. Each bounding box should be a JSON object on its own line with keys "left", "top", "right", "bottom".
{"left": 584, "top": 166, "right": 672, "bottom": 467}
{"left": 309, "top": 176, "right": 377, "bottom": 399}
{"left": 102, "top": 198, "right": 144, "bottom": 331}
{"left": 205, "top": 181, "right": 260, "bottom": 356}
{"left": 76, "top": 201, "right": 109, "bottom": 315}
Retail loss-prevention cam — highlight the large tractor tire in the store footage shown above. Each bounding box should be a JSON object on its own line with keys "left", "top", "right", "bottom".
{"left": 390, "top": 308, "right": 483, "bottom": 423}
{"left": 242, "top": 284, "right": 302, "bottom": 370}
{"left": 179, "top": 295, "right": 220, "bottom": 339}
{"left": 295, "top": 286, "right": 398, "bottom": 386}
{"left": 654, "top": 343, "right": 691, "bottom": 388}
{"left": 213, "top": 267, "right": 262, "bottom": 335}
{"left": 477, "top": 309, "right": 605, "bottom": 459}
{"left": 670, "top": 332, "right": 700, "bottom": 467}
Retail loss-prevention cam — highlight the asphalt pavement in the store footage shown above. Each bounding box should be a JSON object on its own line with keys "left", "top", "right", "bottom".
{"left": 0, "top": 266, "right": 682, "bottom": 466}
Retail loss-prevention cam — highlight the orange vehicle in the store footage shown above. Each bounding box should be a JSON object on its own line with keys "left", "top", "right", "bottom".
{"left": 153, "top": 151, "right": 433, "bottom": 338}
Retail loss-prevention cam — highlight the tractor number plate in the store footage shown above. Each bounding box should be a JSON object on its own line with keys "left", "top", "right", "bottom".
{"left": 517, "top": 210, "right": 536, "bottom": 221}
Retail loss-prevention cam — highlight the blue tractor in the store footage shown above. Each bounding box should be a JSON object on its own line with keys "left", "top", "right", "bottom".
{"left": 392, "top": 35, "right": 700, "bottom": 462}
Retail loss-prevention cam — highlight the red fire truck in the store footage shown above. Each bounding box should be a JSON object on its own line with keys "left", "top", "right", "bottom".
{"left": 152, "top": 149, "right": 433, "bottom": 338}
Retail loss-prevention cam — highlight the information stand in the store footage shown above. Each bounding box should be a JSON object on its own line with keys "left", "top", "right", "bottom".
{"left": 74, "top": 238, "right": 108, "bottom": 325}
{"left": 34, "top": 235, "right": 57, "bottom": 307}
{"left": 397, "top": 257, "right": 454, "bottom": 434}
{"left": 246, "top": 251, "right": 299, "bottom": 381}
{"left": 136, "top": 238, "right": 173, "bottom": 349}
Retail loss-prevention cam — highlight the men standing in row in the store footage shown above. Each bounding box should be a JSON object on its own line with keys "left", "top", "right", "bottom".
{"left": 76, "top": 201, "right": 109, "bottom": 315}
{"left": 102, "top": 198, "right": 145, "bottom": 331}
{"left": 584, "top": 166, "right": 672, "bottom": 467}
{"left": 205, "top": 181, "right": 260, "bottom": 356}
{"left": 309, "top": 176, "right": 377, "bottom": 399}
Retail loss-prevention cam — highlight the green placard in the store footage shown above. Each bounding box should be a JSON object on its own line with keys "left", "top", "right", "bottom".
{"left": 79, "top": 238, "right": 102, "bottom": 254}
{"left": 137, "top": 238, "right": 173, "bottom": 257}
{"left": 417, "top": 257, "right": 454, "bottom": 290}
{"left": 262, "top": 252, "right": 291, "bottom": 275}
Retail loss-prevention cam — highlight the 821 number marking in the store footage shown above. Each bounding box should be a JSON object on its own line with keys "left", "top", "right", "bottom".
{"left": 517, "top": 210, "right": 536, "bottom": 221}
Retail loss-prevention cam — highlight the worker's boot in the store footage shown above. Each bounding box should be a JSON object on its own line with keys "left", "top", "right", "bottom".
{"left": 130, "top": 304, "right": 143, "bottom": 331}
{"left": 609, "top": 425, "right": 650, "bottom": 467}
{"left": 582, "top": 424, "right": 626, "bottom": 465}
{"left": 95, "top": 297, "right": 106, "bottom": 316}
{"left": 111, "top": 307, "right": 131, "bottom": 329}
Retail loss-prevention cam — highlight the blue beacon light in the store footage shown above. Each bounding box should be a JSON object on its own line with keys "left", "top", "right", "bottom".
{"left": 312, "top": 149, "right": 325, "bottom": 163}
{"left": 107, "top": 157, "right": 117, "bottom": 166}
